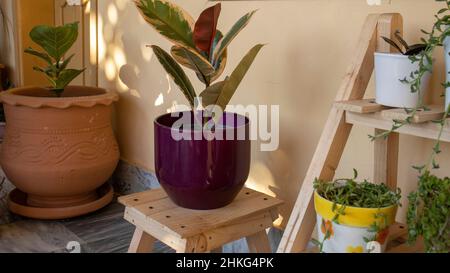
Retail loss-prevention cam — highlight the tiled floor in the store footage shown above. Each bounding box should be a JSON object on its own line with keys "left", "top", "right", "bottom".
{"left": 0, "top": 202, "right": 173, "bottom": 253}
{"left": 0, "top": 200, "right": 283, "bottom": 253}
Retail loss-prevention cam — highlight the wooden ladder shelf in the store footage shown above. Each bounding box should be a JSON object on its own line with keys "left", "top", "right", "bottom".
{"left": 277, "top": 13, "right": 439, "bottom": 253}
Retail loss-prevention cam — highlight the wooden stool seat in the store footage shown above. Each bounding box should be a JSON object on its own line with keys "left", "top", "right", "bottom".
{"left": 119, "top": 187, "right": 284, "bottom": 253}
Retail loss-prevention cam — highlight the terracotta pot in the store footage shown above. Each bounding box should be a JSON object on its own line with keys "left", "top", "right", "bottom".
{"left": 0, "top": 86, "right": 119, "bottom": 217}
{"left": 154, "top": 111, "right": 251, "bottom": 210}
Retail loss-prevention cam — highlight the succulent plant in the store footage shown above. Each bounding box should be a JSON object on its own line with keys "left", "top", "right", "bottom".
{"left": 24, "top": 22, "right": 85, "bottom": 97}
{"left": 135, "top": 0, "right": 264, "bottom": 112}
{"left": 381, "top": 30, "right": 426, "bottom": 56}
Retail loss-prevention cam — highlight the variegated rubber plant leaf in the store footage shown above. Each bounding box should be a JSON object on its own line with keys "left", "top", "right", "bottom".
{"left": 207, "top": 31, "right": 227, "bottom": 83}
{"left": 151, "top": 45, "right": 196, "bottom": 108}
{"left": 199, "top": 78, "right": 228, "bottom": 108}
{"left": 193, "top": 3, "right": 221, "bottom": 56}
{"left": 201, "top": 44, "right": 264, "bottom": 112}
{"left": 135, "top": 0, "right": 196, "bottom": 49}
{"left": 170, "top": 46, "right": 215, "bottom": 82}
{"left": 212, "top": 10, "right": 257, "bottom": 66}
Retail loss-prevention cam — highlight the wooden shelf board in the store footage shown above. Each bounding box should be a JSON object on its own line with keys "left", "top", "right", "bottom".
{"left": 335, "top": 99, "right": 386, "bottom": 114}
{"left": 346, "top": 112, "right": 450, "bottom": 142}
{"left": 382, "top": 105, "right": 444, "bottom": 123}
{"left": 336, "top": 100, "right": 445, "bottom": 124}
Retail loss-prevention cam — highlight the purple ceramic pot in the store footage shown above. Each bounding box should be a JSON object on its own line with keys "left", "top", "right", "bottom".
{"left": 154, "top": 111, "right": 251, "bottom": 210}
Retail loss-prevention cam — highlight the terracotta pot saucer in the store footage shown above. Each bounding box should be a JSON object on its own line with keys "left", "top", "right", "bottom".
{"left": 7, "top": 183, "right": 113, "bottom": 220}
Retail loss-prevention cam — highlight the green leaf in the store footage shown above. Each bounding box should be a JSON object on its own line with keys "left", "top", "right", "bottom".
{"left": 29, "top": 22, "right": 79, "bottom": 61}
{"left": 199, "top": 79, "right": 228, "bottom": 108}
{"left": 54, "top": 69, "right": 85, "bottom": 90}
{"left": 171, "top": 46, "right": 215, "bottom": 79}
{"left": 210, "top": 48, "right": 227, "bottom": 82}
{"left": 59, "top": 54, "right": 76, "bottom": 71}
{"left": 212, "top": 10, "right": 257, "bottom": 64}
{"left": 32, "top": 66, "right": 46, "bottom": 74}
{"left": 212, "top": 44, "right": 264, "bottom": 113}
{"left": 207, "top": 31, "right": 227, "bottom": 83}
{"left": 151, "top": 45, "right": 196, "bottom": 108}
{"left": 24, "top": 48, "right": 53, "bottom": 65}
{"left": 135, "top": 0, "right": 195, "bottom": 49}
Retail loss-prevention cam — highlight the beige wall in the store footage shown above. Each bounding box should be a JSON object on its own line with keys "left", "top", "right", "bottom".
{"left": 98, "top": 0, "right": 450, "bottom": 227}
{"left": 0, "top": 0, "right": 19, "bottom": 85}
{"left": 16, "top": 0, "right": 55, "bottom": 86}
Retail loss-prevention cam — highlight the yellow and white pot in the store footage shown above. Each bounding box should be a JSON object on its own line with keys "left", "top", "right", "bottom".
{"left": 314, "top": 191, "right": 398, "bottom": 253}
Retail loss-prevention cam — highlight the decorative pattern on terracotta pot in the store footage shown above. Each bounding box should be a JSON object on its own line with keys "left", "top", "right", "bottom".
{"left": 0, "top": 86, "right": 119, "bottom": 218}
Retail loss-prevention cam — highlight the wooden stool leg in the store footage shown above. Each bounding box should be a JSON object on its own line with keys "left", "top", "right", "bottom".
{"left": 128, "top": 228, "right": 155, "bottom": 253}
{"left": 211, "top": 247, "right": 223, "bottom": 253}
{"left": 246, "top": 230, "right": 272, "bottom": 253}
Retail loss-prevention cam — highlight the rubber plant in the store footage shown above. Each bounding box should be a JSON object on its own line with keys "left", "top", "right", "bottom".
{"left": 24, "top": 22, "right": 85, "bottom": 97}
{"left": 135, "top": 0, "right": 264, "bottom": 115}
{"left": 369, "top": 0, "right": 450, "bottom": 253}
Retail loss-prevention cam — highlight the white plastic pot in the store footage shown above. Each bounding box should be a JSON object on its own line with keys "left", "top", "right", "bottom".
{"left": 444, "top": 36, "right": 450, "bottom": 111}
{"left": 374, "top": 52, "right": 431, "bottom": 108}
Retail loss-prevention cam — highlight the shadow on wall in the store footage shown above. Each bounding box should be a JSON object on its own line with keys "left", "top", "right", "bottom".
{"left": 98, "top": 0, "right": 193, "bottom": 170}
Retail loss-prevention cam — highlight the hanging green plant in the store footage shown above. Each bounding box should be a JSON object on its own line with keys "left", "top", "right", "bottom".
{"left": 368, "top": 0, "right": 450, "bottom": 253}
{"left": 407, "top": 172, "right": 450, "bottom": 253}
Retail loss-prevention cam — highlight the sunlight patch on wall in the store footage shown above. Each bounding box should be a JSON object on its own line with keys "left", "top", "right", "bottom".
{"left": 154, "top": 93, "right": 164, "bottom": 106}
{"left": 141, "top": 44, "right": 153, "bottom": 62}
{"left": 98, "top": 16, "right": 106, "bottom": 64}
{"left": 105, "top": 58, "right": 117, "bottom": 81}
{"left": 246, "top": 161, "right": 275, "bottom": 194}
{"left": 165, "top": 74, "right": 172, "bottom": 94}
{"left": 108, "top": 3, "right": 118, "bottom": 26}
{"left": 115, "top": 0, "right": 128, "bottom": 11}
{"left": 90, "top": 12, "right": 97, "bottom": 64}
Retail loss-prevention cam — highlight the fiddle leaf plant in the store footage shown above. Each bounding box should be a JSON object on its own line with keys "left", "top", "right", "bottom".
{"left": 135, "top": 0, "right": 264, "bottom": 116}
{"left": 25, "top": 22, "right": 85, "bottom": 97}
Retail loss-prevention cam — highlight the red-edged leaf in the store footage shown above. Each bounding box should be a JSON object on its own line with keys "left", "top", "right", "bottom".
{"left": 193, "top": 3, "right": 221, "bottom": 55}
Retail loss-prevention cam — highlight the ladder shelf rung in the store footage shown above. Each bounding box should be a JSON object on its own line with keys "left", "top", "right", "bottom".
{"left": 345, "top": 111, "right": 450, "bottom": 142}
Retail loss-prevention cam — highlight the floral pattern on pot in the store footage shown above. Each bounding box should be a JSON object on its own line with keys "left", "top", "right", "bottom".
{"left": 314, "top": 191, "right": 398, "bottom": 253}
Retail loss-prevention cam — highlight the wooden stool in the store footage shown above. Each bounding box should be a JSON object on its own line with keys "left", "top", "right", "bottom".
{"left": 119, "top": 187, "right": 284, "bottom": 253}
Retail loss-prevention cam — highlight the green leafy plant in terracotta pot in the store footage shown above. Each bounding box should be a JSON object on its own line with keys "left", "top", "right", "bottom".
{"left": 135, "top": 0, "right": 264, "bottom": 209}
{"left": 313, "top": 170, "right": 401, "bottom": 253}
{"left": 0, "top": 22, "right": 120, "bottom": 220}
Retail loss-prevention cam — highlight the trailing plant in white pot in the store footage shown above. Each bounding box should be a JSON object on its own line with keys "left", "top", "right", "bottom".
{"left": 375, "top": 32, "right": 428, "bottom": 108}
